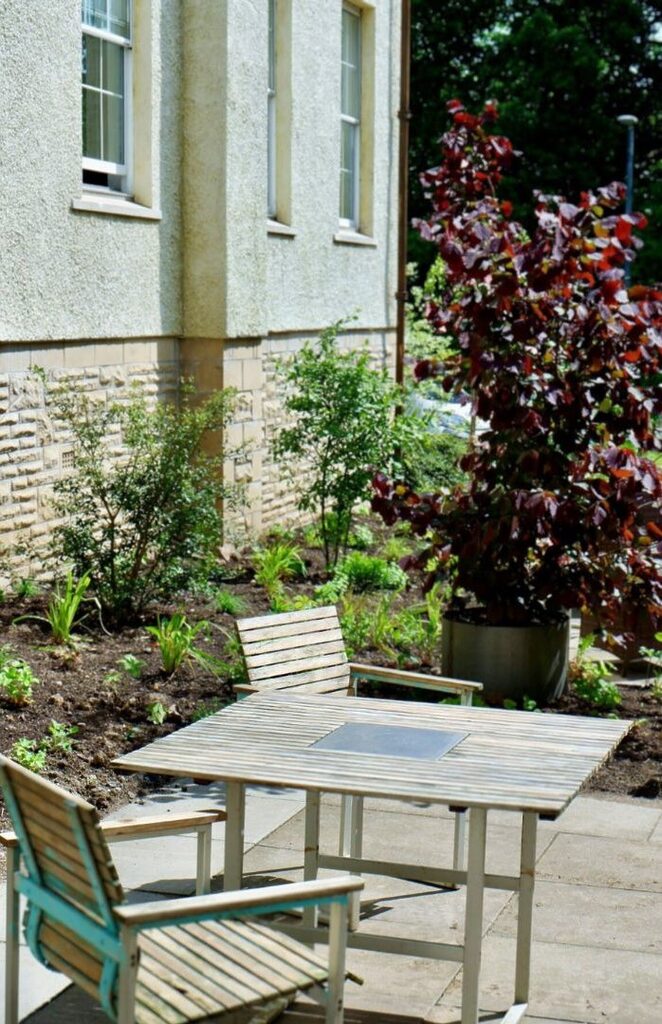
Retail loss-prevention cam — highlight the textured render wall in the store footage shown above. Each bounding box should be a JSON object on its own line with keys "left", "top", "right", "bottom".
{"left": 0, "top": 0, "right": 182, "bottom": 343}
{"left": 0, "top": 341, "right": 179, "bottom": 581}
{"left": 264, "top": 0, "right": 401, "bottom": 334}
{"left": 216, "top": 0, "right": 401, "bottom": 534}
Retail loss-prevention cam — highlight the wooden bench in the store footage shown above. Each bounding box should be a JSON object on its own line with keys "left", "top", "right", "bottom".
{"left": 235, "top": 606, "right": 483, "bottom": 906}
{"left": 0, "top": 755, "right": 362, "bottom": 1024}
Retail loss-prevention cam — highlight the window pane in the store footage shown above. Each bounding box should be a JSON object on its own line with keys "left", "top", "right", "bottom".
{"left": 82, "top": 0, "right": 129, "bottom": 39}
{"left": 82, "top": 87, "right": 102, "bottom": 160}
{"left": 340, "top": 120, "right": 357, "bottom": 222}
{"left": 268, "top": 0, "right": 276, "bottom": 93}
{"left": 82, "top": 33, "right": 101, "bottom": 88}
{"left": 103, "top": 93, "right": 124, "bottom": 164}
{"left": 102, "top": 39, "right": 124, "bottom": 95}
{"left": 341, "top": 9, "right": 360, "bottom": 119}
{"left": 82, "top": 0, "right": 108, "bottom": 30}
{"left": 108, "top": 0, "right": 130, "bottom": 38}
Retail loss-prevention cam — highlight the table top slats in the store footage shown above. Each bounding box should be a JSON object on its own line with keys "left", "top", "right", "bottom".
{"left": 113, "top": 694, "right": 631, "bottom": 818}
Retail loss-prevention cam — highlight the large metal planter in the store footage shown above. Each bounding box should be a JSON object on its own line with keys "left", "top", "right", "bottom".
{"left": 441, "top": 615, "right": 570, "bottom": 704}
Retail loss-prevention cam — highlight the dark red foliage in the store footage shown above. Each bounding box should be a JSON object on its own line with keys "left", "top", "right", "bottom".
{"left": 375, "top": 102, "right": 662, "bottom": 629}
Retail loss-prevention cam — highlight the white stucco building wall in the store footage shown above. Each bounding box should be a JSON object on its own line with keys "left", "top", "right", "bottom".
{"left": 0, "top": 0, "right": 401, "bottom": 572}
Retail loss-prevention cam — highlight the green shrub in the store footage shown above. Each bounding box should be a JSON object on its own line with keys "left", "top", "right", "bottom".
{"left": 335, "top": 552, "right": 408, "bottom": 594}
{"left": 339, "top": 594, "right": 372, "bottom": 659}
{"left": 380, "top": 536, "right": 412, "bottom": 562}
{"left": 44, "top": 720, "right": 78, "bottom": 754}
{"left": 569, "top": 636, "right": 621, "bottom": 710}
{"left": 401, "top": 428, "right": 468, "bottom": 493}
{"left": 272, "top": 321, "right": 412, "bottom": 568}
{"left": 11, "top": 739, "right": 46, "bottom": 773}
{"left": 146, "top": 700, "right": 168, "bottom": 725}
{"left": 0, "top": 657, "right": 37, "bottom": 706}
{"left": 45, "top": 375, "right": 239, "bottom": 625}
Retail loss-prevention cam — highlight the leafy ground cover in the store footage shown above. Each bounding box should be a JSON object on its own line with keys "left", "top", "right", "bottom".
{"left": 0, "top": 518, "right": 660, "bottom": 832}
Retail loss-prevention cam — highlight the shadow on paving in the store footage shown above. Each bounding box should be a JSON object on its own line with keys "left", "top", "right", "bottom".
{"left": 24, "top": 986, "right": 427, "bottom": 1024}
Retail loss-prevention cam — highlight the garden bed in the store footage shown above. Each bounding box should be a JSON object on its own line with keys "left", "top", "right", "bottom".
{"left": 1, "top": 529, "right": 660, "bottom": 833}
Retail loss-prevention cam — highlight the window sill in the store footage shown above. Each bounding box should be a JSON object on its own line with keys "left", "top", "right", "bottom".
{"left": 267, "top": 219, "right": 296, "bottom": 238}
{"left": 71, "top": 195, "right": 162, "bottom": 221}
{"left": 333, "top": 229, "right": 377, "bottom": 247}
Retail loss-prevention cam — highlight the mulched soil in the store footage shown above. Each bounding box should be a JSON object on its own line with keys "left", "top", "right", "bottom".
{"left": 1, "top": 538, "right": 660, "bottom": 832}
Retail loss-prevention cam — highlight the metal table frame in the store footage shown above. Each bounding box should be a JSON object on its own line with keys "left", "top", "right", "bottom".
{"left": 222, "top": 781, "right": 536, "bottom": 1024}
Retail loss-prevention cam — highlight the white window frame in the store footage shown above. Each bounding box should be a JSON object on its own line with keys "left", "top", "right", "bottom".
{"left": 81, "top": 3, "right": 133, "bottom": 192}
{"left": 340, "top": 2, "right": 361, "bottom": 230}
{"left": 267, "top": 0, "right": 277, "bottom": 218}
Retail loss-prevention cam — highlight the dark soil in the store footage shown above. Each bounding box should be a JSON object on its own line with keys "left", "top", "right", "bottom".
{"left": 1, "top": 538, "right": 660, "bottom": 831}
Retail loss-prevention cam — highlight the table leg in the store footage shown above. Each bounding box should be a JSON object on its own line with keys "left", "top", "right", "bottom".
{"left": 514, "top": 811, "right": 538, "bottom": 1005}
{"left": 348, "top": 796, "right": 364, "bottom": 931}
{"left": 461, "top": 807, "right": 487, "bottom": 1024}
{"left": 224, "top": 781, "right": 245, "bottom": 891}
{"left": 303, "top": 790, "right": 321, "bottom": 928}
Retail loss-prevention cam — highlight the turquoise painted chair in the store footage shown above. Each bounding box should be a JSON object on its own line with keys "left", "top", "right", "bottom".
{"left": 0, "top": 755, "right": 362, "bottom": 1024}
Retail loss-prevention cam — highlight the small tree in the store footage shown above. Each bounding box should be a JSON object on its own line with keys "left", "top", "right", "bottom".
{"left": 373, "top": 102, "right": 661, "bottom": 636}
{"left": 48, "top": 380, "right": 239, "bottom": 625}
{"left": 273, "top": 322, "right": 411, "bottom": 568}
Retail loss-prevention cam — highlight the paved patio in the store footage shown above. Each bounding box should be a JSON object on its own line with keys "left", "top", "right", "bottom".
{"left": 1, "top": 776, "right": 661, "bottom": 1024}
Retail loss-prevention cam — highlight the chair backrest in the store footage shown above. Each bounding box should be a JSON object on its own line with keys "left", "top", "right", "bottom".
{"left": 236, "top": 605, "right": 351, "bottom": 694}
{"left": 0, "top": 755, "right": 124, "bottom": 1011}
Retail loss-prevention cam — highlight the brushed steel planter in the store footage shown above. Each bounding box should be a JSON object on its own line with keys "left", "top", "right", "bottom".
{"left": 441, "top": 615, "right": 570, "bottom": 704}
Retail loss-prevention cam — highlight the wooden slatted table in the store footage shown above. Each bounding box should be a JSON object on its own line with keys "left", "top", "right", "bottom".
{"left": 113, "top": 693, "right": 631, "bottom": 1024}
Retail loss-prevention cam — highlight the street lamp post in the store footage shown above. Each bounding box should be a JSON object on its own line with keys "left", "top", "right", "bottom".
{"left": 617, "top": 114, "right": 638, "bottom": 285}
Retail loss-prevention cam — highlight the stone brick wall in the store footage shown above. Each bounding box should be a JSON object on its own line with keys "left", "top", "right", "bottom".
{"left": 0, "top": 339, "right": 179, "bottom": 583}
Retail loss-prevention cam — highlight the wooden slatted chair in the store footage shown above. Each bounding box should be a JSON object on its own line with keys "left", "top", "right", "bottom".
{"left": 234, "top": 606, "right": 483, "bottom": 895}
{"left": 0, "top": 756, "right": 363, "bottom": 1024}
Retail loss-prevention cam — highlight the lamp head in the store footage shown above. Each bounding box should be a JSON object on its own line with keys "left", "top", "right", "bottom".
{"left": 617, "top": 114, "right": 639, "bottom": 127}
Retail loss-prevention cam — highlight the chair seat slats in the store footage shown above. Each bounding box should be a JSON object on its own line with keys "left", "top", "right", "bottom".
{"left": 134, "top": 920, "right": 328, "bottom": 1023}
{"left": 40, "top": 920, "right": 104, "bottom": 986}
{"left": 147, "top": 926, "right": 265, "bottom": 1006}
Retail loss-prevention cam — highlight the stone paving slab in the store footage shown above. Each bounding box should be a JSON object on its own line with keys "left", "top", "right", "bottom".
{"left": 536, "top": 831, "right": 662, "bottom": 892}
{"left": 431, "top": 935, "right": 662, "bottom": 1024}
{"left": 491, "top": 878, "right": 662, "bottom": 953}
{"left": 263, "top": 803, "right": 556, "bottom": 878}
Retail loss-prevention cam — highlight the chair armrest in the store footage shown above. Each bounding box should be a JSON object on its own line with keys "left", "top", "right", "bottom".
{"left": 114, "top": 875, "right": 365, "bottom": 929}
{"left": 0, "top": 830, "right": 18, "bottom": 849}
{"left": 234, "top": 683, "right": 258, "bottom": 696}
{"left": 100, "top": 809, "right": 225, "bottom": 840}
{"left": 348, "top": 662, "right": 482, "bottom": 695}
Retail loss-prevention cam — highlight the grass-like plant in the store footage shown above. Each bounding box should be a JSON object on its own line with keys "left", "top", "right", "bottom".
{"left": 13, "top": 571, "right": 92, "bottom": 645}
{"left": 14, "top": 578, "right": 39, "bottom": 599}
{"left": 214, "top": 588, "right": 247, "bottom": 616}
{"left": 253, "top": 543, "right": 306, "bottom": 591}
{"left": 45, "top": 572, "right": 92, "bottom": 644}
{"left": 146, "top": 613, "right": 220, "bottom": 676}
